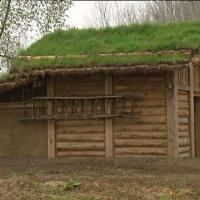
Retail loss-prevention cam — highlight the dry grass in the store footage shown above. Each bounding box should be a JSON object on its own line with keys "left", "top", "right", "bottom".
{"left": 0, "top": 157, "right": 199, "bottom": 200}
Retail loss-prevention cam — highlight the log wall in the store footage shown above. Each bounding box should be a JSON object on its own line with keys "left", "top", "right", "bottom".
{"left": 55, "top": 75, "right": 105, "bottom": 157}
{"left": 178, "top": 67, "right": 190, "bottom": 88}
{"left": 178, "top": 90, "right": 191, "bottom": 158}
{"left": 0, "top": 103, "right": 47, "bottom": 157}
{"left": 193, "top": 66, "right": 200, "bottom": 89}
{"left": 113, "top": 74, "right": 168, "bottom": 157}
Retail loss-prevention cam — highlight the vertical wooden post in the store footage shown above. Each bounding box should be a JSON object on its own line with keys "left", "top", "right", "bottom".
{"left": 189, "top": 63, "right": 195, "bottom": 158}
{"left": 167, "top": 71, "right": 179, "bottom": 159}
{"left": 105, "top": 74, "right": 114, "bottom": 158}
{"left": 47, "top": 77, "right": 56, "bottom": 159}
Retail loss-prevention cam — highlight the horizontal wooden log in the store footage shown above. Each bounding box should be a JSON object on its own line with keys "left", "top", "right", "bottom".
{"left": 179, "top": 138, "right": 190, "bottom": 146}
{"left": 133, "top": 107, "right": 166, "bottom": 115}
{"left": 115, "top": 81, "right": 165, "bottom": 90}
{"left": 128, "top": 100, "right": 166, "bottom": 107}
{"left": 179, "top": 152, "right": 190, "bottom": 158}
{"left": 56, "top": 120, "right": 104, "bottom": 127}
{"left": 115, "top": 131, "right": 167, "bottom": 139}
{"left": 179, "top": 146, "right": 190, "bottom": 154}
{"left": 57, "top": 150, "right": 105, "bottom": 157}
{"left": 115, "top": 116, "right": 166, "bottom": 124}
{"left": 115, "top": 139, "right": 167, "bottom": 147}
{"left": 115, "top": 75, "right": 165, "bottom": 83}
{"left": 179, "top": 131, "right": 190, "bottom": 138}
{"left": 178, "top": 101, "right": 189, "bottom": 109}
{"left": 115, "top": 147, "right": 167, "bottom": 155}
{"left": 179, "top": 117, "right": 189, "bottom": 125}
{"left": 57, "top": 133, "right": 104, "bottom": 142}
{"left": 56, "top": 127, "right": 104, "bottom": 134}
{"left": 178, "top": 94, "right": 188, "bottom": 102}
{"left": 114, "top": 123, "right": 167, "bottom": 132}
{"left": 178, "top": 90, "right": 189, "bottom": 95}
{"left": 114, "top": 90, "right": 165, "bottom": 99}
{"left": 179, "top": 125, "right": 189, "bottom": 132}
{"left": 57, "top": 142, "right": 105, "bottom": 150}
{"left": 178, "top": 109, "right": 189, "bottom": 117}
{"left": 0, "top": 103, "right": 31, "bottom": 109}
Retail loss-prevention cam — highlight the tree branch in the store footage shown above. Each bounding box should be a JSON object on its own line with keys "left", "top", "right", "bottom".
{"left": 0, "top": 0, "right": 12, "bottom": 40}
{"left": 0, "top": 54, "right": 13, "bottom": 59}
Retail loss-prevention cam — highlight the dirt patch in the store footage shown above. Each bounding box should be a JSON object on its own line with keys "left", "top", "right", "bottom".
{"left": 0, "top": 157, "right": 199, "bottom": 199}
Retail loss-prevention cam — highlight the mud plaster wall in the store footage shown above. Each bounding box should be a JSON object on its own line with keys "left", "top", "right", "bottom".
{"left": 0, "top": 103, "right": 47, "bottom": 157}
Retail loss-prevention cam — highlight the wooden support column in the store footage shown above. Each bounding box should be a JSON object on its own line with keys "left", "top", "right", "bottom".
{"left": 105, "top": 74, "right": 114, "bottom": 158}
{"left": 167, "top": 71, "right": 179, "bottom": 159}
{"left": 189, "top": 63, "right": 195, "bottom": 158}
{"left": 47, "top": 77, "right": 56, "bottom": 159}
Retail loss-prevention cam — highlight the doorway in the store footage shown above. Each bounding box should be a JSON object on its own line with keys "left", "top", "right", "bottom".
{"left": 194, "top": 97, "right": 200, "bottom": 157}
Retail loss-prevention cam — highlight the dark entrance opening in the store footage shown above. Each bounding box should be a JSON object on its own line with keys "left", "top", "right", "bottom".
{"left": 194, "top": 97, "right": 200, "bottom": 157}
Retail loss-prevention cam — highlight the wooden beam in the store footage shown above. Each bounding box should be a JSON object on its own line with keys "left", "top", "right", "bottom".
{"left": 105, "top": 74, "right": 114, "bottom": 158}
{"left": 166, "top": 71, "right": 179, "bottom": 159}
{"left": 47, "top": 77, "right": 56, "bottom": 159}
{"left": 189, "top": 63, "right": 195, "bottom": 158}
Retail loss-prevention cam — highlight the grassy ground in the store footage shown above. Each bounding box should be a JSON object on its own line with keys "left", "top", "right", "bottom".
{"left": 0, "top": 157, "right": 200, "bottom": 200}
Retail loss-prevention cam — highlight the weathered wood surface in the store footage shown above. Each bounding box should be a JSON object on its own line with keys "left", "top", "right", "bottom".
{"left": 178, "top": 90, "right": 191, "bottom": 158}
{"left": 178, "top": 67, "right": 190, "bottom": 88}
{"left": 114, "top": 74, "right": 168, "bottom": 157}
{"left": 47, "top": 77, "right": 55, "bottom": 159}
{"left": 167, "top": 71, "right": 179, "bottom": 158}
{"left": 56, "top": 119, "right": 105, "bottom": 156}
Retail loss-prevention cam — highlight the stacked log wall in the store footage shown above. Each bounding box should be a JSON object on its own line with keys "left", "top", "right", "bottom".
{"left": 113, "top": 74, "right": 168, "bottom": 157}
{"left": 55, "top": 75, "right": 105, "bottom": 157}
{"left": 177, "top": 67, "right": 191, "bottom": 158}
{"left": 178, "top": 90, "right": 191, "bottom": 158}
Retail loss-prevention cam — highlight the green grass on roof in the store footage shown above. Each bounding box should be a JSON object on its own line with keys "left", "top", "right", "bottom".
{"left": 11, "top": 53, "right": 189, "bottom": 73}
{"left": 20, "top": 21, "right": 200, "bottom": 56}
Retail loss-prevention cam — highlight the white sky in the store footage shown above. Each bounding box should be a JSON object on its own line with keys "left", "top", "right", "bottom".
{"left": 67, "top": 1, "right": 143, "bottom": 28}
{"left": 67, "top": 1, "right": 95, "bottom": 28}
{"left": 23, "top": 1, "right": 144, "bottom": 47}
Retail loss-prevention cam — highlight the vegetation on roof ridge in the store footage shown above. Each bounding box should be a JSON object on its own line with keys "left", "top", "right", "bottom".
{"left": 11, "top": 53, "right": 190, "bottom": 73}
{"left": 20, "top": 21, "right": 200, "bottom": 56}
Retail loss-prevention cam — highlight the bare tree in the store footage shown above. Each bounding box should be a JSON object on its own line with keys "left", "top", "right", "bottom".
{"left": 87, "top": 1, "right": 200, "bottom": 28}
{"left": 112, "top": 1, "right": 139, "bottom": 25}
{"left": 0, "top": 0, "right": 72, "bottom": 71}
{"left": 143, "top": 1, "right": 200, "bottom": 23}
{"left": 92, "top": 1, "right": 112, "bottom": 28}
{"left": 87, "top": 1, "right": 139, "bottom": 27}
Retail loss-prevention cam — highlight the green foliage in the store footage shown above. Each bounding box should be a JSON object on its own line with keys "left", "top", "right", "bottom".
{"left": 0, "top": 72, "right": 9, "bottom": 81}
{"left": 20, "top": 21, "right": 200, "bottom": 56}
{"left": 63, "top": 180, "right": 81, "bottom": 191}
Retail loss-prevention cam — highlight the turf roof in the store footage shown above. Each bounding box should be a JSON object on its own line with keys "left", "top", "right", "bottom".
{"left": 9, "top": 21, "right": 200, "bottom": 73}
{"left": 21, "top": 21, "right": 200, "bottom": 56}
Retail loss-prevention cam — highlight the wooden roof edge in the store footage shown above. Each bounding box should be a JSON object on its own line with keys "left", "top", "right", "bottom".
{"left": 0, "top": 62, "right": 190, "bottom": 94}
